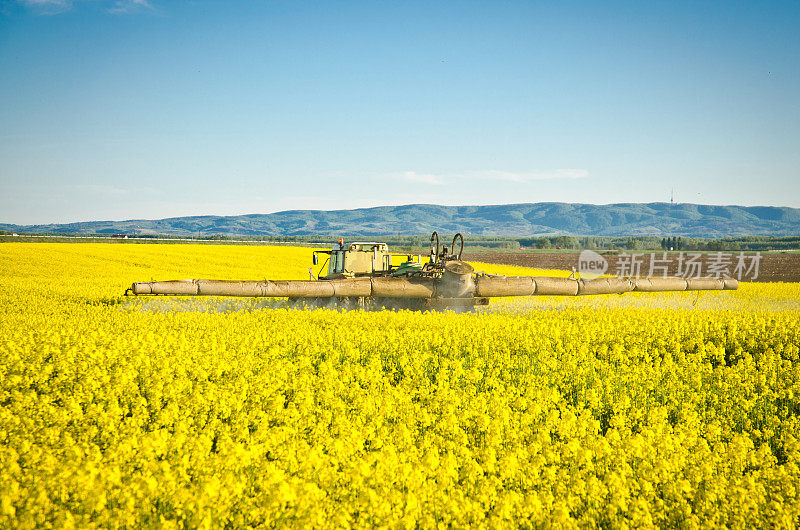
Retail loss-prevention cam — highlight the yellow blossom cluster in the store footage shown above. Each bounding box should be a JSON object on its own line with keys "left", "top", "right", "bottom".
{"left": 1, "top": 243, "right": 799, "bottom": 528}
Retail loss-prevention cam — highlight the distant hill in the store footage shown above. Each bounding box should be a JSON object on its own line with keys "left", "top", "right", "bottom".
{"left": 3, "top": 203, "right": 800, "bottom": 238}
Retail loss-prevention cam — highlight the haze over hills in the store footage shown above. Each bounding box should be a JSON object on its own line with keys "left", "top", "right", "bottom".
{"left": 2, "top": 203, "right": 800, "bottom": 238}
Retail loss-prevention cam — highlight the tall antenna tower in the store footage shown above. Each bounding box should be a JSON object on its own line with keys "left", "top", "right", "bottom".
{"left": 666, "top": 188, "right": 675, "bottom": 249}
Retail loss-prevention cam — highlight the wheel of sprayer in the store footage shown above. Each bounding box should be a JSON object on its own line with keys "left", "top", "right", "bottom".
{"left": 452, "top": 233, "right": 464, "bottom": 260}
{"left": 394, "top": 299, "right": 427, "bottom": 311}
{"left": 430, "top": 231, "right": 439, "bottom": 263}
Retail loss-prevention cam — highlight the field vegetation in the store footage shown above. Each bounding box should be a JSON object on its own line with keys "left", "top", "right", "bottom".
{"left": 1, "top": 243, "right": 799, "bottom": 527}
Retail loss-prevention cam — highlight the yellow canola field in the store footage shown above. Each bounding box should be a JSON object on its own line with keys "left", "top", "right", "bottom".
{"left": 1, "top": 243, "right": 799, "bottom": 528}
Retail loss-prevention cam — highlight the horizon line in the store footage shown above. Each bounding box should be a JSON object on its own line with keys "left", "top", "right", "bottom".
{"left": 2, "top": 200, "right": 798, "bottom": 227}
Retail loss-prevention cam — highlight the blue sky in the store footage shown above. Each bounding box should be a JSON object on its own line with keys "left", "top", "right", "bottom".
{"left": 1, "top": 0, "right": 799, "bottom": 224}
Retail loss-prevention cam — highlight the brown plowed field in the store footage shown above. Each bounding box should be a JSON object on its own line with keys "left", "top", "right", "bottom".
{"left": 467, "top": 252, "right": 800, "bottom": 282}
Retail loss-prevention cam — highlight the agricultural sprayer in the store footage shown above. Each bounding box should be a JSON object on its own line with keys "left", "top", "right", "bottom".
{"left": 126, "top": 232, "right": 738, "bottom": 310}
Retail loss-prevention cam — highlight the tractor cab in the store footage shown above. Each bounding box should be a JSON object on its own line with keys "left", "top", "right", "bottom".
{"left": 312, "top": 238, "right": 392, "bottom": 279}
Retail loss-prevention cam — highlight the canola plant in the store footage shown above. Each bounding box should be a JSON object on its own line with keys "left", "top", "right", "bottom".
{"left": 1, "top": 243, "right": 799, "bottom": 528}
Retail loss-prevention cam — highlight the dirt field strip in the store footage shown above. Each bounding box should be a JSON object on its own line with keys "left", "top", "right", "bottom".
{"left": 467, "top": 252, "right": 800, "bottom": 282}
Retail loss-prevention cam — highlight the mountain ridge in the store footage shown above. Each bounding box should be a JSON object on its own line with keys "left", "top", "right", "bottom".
{"left": 2, "top": 202, "right": 800, "bottom": 238}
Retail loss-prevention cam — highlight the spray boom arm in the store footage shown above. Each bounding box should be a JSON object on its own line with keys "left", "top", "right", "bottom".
{"left": 129, "top": 262, "right": 737, "bottom": 300}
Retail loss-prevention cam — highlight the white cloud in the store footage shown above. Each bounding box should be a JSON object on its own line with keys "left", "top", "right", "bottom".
{"left": 16, "top": 0, "right": 155, "bottom": 15}
{"left": 18, "top": 0, "right": 66, "bottom": 4}
{"left": 402, "top": 171, "right": 446, "bottom": 186}
{"left": 108, "top": 0, "right": 152, "bottom": 14}
{"left": 17, "top": 0, "right": 71, "bottom": 14}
